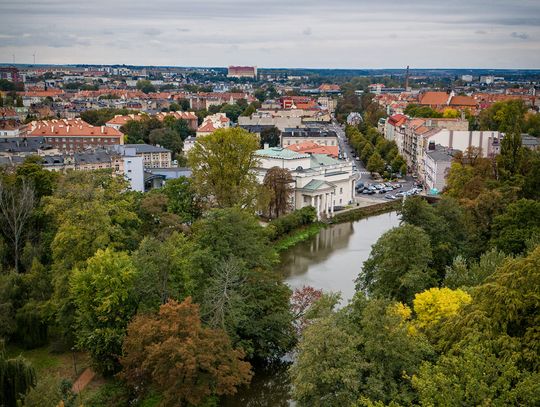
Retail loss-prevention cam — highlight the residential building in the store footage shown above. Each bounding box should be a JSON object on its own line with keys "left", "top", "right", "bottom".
{"left": 24, "top": 118, "right": 124, "bottom": 152}
{"left": 423, "top": 144, "right": 458, "bottom": 192}
{"left": 106, "top": 111, "right": 198, "bottom": 131}
{"left": 196, "top": 113, "right": 230, "bottom": 137}
{"left": 281, "top": 128, "right": 339, "bottom": 148}
{"left": 114, "top": 144, "right": 172, "bottom": 168}
{"left": 255, "top": 147, "right": 357, "bottom": 219}
{"left": 227, "top": 66, "right": 257, "bottom": 79}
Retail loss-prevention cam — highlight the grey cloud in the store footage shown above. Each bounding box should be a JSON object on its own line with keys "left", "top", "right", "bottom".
{"left": 1, "top": 0, "right": 539, "bottom": 68}
{"left": 510, "top": 32, "right": 529, "bottom": 40}
{"left": 143, "top": 28, "right": 161, "bottom": 36}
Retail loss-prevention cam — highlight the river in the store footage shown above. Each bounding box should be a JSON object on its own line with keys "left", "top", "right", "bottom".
{"left": 224, "top": 211, "right": 401, "bottom": 406}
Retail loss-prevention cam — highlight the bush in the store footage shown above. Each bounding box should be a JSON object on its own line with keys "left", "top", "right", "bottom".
{"left": 268, "top": 207, "right": 317, "bottom": 240}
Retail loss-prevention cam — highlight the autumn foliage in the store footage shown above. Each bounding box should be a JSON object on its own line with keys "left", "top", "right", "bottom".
{"left": 120, "top": 298, "right": 252, "bottom": 406}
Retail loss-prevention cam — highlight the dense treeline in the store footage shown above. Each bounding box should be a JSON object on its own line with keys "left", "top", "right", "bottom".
{"left": 345, "top": 124, "right": 407, "bottom": 177}
{"left": 0, "top": 128, "right": 306, "bottom": 406}
{"left": 290, "top": 102, "right": 540, "bottom": 405}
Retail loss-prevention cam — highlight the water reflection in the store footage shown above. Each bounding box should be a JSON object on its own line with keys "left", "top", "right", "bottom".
{"left": 225, "top": 212, "right": 400, "bottom": 406}
{"left": 222, "top": 362, "right": 293, "bottom": 407}
{"left": 281, "top": 211, "right": 400, "bottom": 305}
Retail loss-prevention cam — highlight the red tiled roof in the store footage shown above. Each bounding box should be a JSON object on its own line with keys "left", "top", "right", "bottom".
{"left": 418, "top": 92, "right": 449, "bottom": 106}
{"left": 285, "top": 141, "right": 339, "bottom": 158}
{"left": 27, "top": 118, "right": 123, "bottom": 137}
{"left": 449, "top": 95, "right": 477, "bottom": 107}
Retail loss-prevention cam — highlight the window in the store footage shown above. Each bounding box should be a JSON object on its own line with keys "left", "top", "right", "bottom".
{"left": 340, "top": 187, "right": 343, "bottom": 194}
{"left": 127, "top": 169, "right": 132, "bottom": 173}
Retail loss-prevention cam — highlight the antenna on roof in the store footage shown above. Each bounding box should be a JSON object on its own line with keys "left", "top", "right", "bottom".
{"left": 33, "top": 52, "right": 36, "bottom": 65}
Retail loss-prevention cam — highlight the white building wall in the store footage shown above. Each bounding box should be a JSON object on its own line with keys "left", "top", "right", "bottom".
{"left": 123, "top": 155, "right": 144, "bottom": 192}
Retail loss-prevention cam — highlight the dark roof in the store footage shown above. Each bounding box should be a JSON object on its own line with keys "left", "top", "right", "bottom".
{"left": 124, "top": 144, "right": 171, "bottom": 153}
{"left": 281, "top": 128, "right": 338, "bottom": 138}
{"left": 0, "top": 137, "right": 54, "bottom": 153}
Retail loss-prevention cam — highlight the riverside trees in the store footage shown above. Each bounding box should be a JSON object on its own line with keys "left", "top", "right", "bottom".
{"left": 0, "top": 127, "right": 297, "bottom": 405}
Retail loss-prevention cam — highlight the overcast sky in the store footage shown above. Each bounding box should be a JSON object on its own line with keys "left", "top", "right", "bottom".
{"left": 1, "top": 0, "right": 539, "bottom": 69}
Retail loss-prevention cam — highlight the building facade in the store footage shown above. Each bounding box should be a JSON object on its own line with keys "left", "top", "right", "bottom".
{"left": 254, "top": 147, "right": 357, "bottom": 219}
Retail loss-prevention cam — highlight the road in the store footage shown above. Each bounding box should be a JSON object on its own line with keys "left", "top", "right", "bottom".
{"left": 330, "top": 121, "right": 417, "bottom": 202}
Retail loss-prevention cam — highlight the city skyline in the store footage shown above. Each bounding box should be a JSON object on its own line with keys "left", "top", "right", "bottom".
{"left": 1, "top": 0, "right": 539, "bottom": 69}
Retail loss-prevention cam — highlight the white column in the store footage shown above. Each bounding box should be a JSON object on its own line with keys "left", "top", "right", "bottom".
{"left": 325, "top": 193, "right": 330, "bottom": 216}
{"left": 330, "top": 192, "right": 334, "bottom": 216}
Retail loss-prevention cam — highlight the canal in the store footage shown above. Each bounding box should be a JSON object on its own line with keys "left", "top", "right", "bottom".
{"left": 224, "top": 211, "right": 401, "bottom": 406}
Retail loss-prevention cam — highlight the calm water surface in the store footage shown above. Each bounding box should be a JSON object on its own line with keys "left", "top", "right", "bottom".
{"left": 224, "top": 211, "right": 401, "bottom": 406}
{"left": 282, "top": 211, "right": 400, "bottom": 304}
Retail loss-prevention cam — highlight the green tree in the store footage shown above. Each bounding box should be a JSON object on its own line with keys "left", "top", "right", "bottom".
{"left": 132, "top": 232, "right": 201, "bottom": 312}
{"left": 0, "top": 341, "right": 36, "bottom": 407}
{"left": 490, "top": 199, "right": 540, "bottom": 254}
{"left": 70, "top": 248, "right": 139, "bottom": 375}
{"left": 148, "top": 127, "right": 183, "bottom": 157}
{"left": 443, "top": 249, "right": 508, "bottom": 289}
{"left": 136, "top": 79, "right": 156, "bottom": 94}
{"left": 290, "top": 316, "right": 360, "bottom": 407}
{"left": 119, "top": 298, "right": 253, "bottom": 407}
{"left": 263, "top": 167, "right": 294, "bottom": 218}
{"left": 260, "top": 126, "right": 281, "bottom": 148}
{"left": 161, "top": 176, "right": 202, "bottom": 224}
{"left": 357, "top": 225, "right": 435, "bottom": 304}
{"left": 188, "top": 127, "right": 262, "bottom": 209}
{"left": 366, "top": 151, "right": 385, "bottom": 175}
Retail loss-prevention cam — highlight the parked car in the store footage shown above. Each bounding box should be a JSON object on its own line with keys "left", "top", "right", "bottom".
{"left": 384, "top": 194, "right": 395, "bottom": 200}
{"left": 362, "top": 189, "right": 375, "bottom": 195}
{"left": 395, "top": 192, "right": 405, "bottom": 197}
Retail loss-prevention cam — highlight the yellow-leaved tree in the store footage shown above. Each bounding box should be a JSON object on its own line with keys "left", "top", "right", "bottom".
{"left": 413, "top": 287, "right": 472, "bottom": 330}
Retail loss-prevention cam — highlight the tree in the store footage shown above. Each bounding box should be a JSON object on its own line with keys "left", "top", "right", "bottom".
{"left": 360, "top": 142, "right": 374, "bottom": 163}
{"left": 290, "top": 286, "right": 323, "bottom": 335}
{"left": 413, "top": 344, "right": 540, "bottom": 407}
{"left": 0, "top": 341, "right": 36, "bottom": 407}
{"left": 148, "top": 127, "right": 183, "bottom": 157}
{"left": 120, "top": 298, "right": 253, "bottom": 407}
{"left": 44, "top": 172, "right": 140, "bottom": 341}
{"left": 412, "top": 287, "right": 472, "bottom": 331}
{"left": 220, "top": 103, "right": 244, "bottom": 123}
{"left": 290, "top": 316, "right": 360, "bottom": 407}
{"left": 263, "top": 167, "right": 294, "bottom": 218}
{"left": 490, "top": 199, "right": 540, "bottom": 254}
{"left": 137, "top": 191, "right": 186, "bottom": 238}
{"left": 136, "top": 79, "right": 156, "bottom": 94}
{"left": 70, "top": 248, "right": 139, "bottom": 375}
{"left": 260, "top": 126, "right": 281, "bottom": 148}
{"left": 188, "top": 127, "right": 262, "bottom": 209}
{"left": 443, "top": 249, "right": 508, "bottom": 289}
{"left": 193, "top": 208, "right": 293, "bottom": 360}
{"left": 0, "top": 179, "right": 35, "bottom": 273}
{"left": 366, "top": 151, "right": 385, "bottom": 175}
{"left": 132, "top": 232, "right": 201, "bottom": 312}
{"left": 357, "top": 225, "right": 435, "bottom": 304}
{"left": 161, "top": 176, "right": 202, "bottom": 224}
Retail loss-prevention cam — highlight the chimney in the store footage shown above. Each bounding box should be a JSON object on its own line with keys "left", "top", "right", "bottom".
{"left": 428, "top": 141, "right": 436, "bottom": 150}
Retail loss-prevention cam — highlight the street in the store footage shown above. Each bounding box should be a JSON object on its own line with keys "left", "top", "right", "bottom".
{"left": 330, "top": 121, "right": 417, "bottom": 202}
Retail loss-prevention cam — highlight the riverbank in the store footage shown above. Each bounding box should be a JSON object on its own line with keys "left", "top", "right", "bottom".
{"left": 328, "top": 200, "right": 401, "bottom": 224}
{"left": 273, "top": 222, "right": 325, "bottom": 252}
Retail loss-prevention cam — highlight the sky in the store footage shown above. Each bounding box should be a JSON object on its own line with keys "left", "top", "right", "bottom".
{"left": 1, "top": 0, "right": 539, "bottom": 69}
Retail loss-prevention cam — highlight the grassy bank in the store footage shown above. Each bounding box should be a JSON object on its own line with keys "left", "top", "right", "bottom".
{"left": 329, "top": 200, "right": 401, "bottom": 224}
{"left": 273, "top": 222, "right": 325, "bottom": 252}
